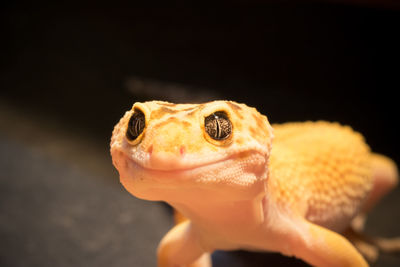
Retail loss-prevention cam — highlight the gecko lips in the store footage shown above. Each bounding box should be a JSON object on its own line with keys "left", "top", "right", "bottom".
{"left": 111, "top": 148, "right": 268, "bottom": 201}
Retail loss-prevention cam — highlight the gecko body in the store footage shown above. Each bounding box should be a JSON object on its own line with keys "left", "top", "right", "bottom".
{"left": 110, "top": 100, "right": 398, "bottom": 267}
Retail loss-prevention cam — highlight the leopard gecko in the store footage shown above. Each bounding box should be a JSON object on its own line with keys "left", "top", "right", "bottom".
{"left": 110, "top": 100, "right": 399, "bottom": 267}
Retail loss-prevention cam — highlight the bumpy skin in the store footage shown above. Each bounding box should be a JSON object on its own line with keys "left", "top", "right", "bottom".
{"left": 110, "top": 100, "right": 398, "bottom": 267}
{"left": 270, "top": 122, "right": 372, "bottom": 232}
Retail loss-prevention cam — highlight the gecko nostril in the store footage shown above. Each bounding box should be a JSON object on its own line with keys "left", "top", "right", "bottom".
{"left": 180, "top": 146, "right": 186, "bottom": 157}
{"left": 147, "top": 144, "right": 153, "bottom": 155}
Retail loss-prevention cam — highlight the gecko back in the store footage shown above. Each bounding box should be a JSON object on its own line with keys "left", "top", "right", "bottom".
{"left": 269, "top": 121, "right": 373, "bottom": 232}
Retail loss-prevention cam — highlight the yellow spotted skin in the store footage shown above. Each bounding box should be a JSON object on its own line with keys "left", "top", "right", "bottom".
{"left": 269, "top": 122, "right": 372, "bottom": 232}
{"left": 111, "top": 100, "right": 399, "bottom": 267}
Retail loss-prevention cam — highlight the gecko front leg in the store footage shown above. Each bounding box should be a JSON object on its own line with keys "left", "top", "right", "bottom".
{"left": 294, "top": 220, "right": 368, "bottom": 267}
{"left": 157, "top": 220, "right": 212, "bottom": 267}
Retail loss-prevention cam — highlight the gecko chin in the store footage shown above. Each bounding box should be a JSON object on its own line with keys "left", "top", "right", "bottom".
{"left": 112, "top": 149, "right": 269, "bottom": 202}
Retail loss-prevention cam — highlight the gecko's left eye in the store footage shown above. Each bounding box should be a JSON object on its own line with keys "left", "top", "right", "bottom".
{"left": 126, "top": 109, "right": 145, "bottom": 142}
{"left": 205, "top": 111, "right": 232, "bottom": 140}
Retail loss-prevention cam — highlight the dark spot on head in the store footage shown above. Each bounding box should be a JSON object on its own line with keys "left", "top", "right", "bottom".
{"left": 250, "top": 126, "right": 258, "bottom": 136}
{"left": 253, "top": 114, "right": 266, "bottom": 130}
{"left": 167, "top": 116, "right": 179, "bottom": 121}
{"left": 227, "top": 102, "right": 242, "bottom": 111}
{"left": 227, "top": 102, "right": 243, "bottom": 119}
{"left": 180, "top": 120, "right": 192, "bottom": 128}
{"left": 236, "top": 137, "right": 244, "bottom": 145}
{"left": 160, "top": 107, "right": 176, "bottom": 113}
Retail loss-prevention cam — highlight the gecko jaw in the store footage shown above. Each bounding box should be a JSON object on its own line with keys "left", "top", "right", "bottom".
{"left": 112, "top": 147, "right": 268, "bottom": 184}
{"left": 112, "top": 148, "right": 268, "bottom": 202}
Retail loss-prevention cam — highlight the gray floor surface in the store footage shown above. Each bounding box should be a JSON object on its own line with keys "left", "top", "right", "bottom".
{"left": 1, "top": 100, "right": 399, "bottom": 267}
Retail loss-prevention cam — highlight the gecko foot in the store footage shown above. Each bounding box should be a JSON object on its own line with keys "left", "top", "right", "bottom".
{"left": 345, "top": 227, "right": 400, "bottom": 264}
{"left": 344, "top": 228, "right": 379, "bottom": 263}
{"left": 374, "top": 237, "right": 400, "bottom": 254}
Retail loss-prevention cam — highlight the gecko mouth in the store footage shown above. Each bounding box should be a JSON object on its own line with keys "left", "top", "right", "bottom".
{"left": 112, "top": 148, "right": 268, "bottom": 201}
{"left": 120, "top": 151, "right": 237, "bottom": 172}
{"left": 113, "top": 148, "right": 267, "bottom": 182}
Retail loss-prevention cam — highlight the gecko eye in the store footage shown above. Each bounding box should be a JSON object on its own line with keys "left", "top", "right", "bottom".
{"left": 126, "top": 109, "right": 145, "bottom": 141}
{"left": 204, "top": 111, "right": 232, "bottom": 140}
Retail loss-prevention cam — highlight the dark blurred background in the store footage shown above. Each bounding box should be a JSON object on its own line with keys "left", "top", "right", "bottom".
{"left": 1, "top": 5, "right": 400, "bottom": 267}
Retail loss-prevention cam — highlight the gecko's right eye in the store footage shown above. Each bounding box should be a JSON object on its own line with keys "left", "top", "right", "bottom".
{"left": 126, "top": 109, "right": 145, "bottom": 142}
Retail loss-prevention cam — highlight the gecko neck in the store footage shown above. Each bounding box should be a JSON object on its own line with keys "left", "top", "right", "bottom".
{"left": 166, "top": 179, "right": 295, "bottom": 252}
{"left": 167, "top": 168, "right": 272, "bottom": 229}
{"left": 169, "top": 189, "right": 267, "bottom": 229}
{"left": 167, "top": 188, "right": 282, "bottom": 251}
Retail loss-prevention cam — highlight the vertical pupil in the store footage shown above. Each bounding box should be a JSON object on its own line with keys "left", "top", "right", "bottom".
{"left": 205, "top": 111, "right": 232, "bottom": 140}
{"left": 215, "top": 115, "right": 221, "bottom": 139}
{"left": 135, "top": 119, "right": 142, "bottom": 135}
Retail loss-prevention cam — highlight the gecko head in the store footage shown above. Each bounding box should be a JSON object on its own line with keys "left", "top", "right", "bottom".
{"left": 110, "top": 100, "right": 273, "bottom": 202}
